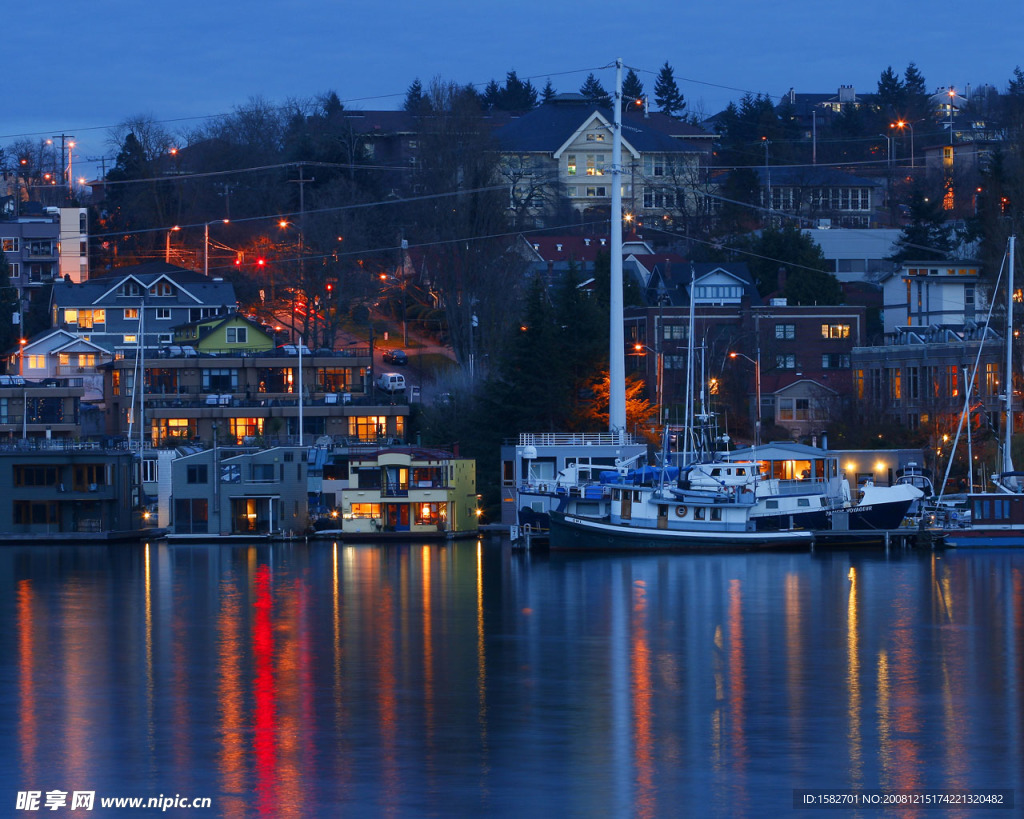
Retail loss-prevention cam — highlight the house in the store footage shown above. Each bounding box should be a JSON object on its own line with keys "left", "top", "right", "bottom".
{"left": 50, "top": 262, "right": 237, "bottom": 355}
{"left": 0, "top": 374, "right": 86, "bottom": 441}
{"left": 0, "top": 444, "right": 141, "bottom": 540}
{"left": 495, "top": 97, "right": 707, "bottom": 225}
{"left": 6, "top": 329, "right": 112, "bottom": 402}
{"left": 169, "top": 445, "right": 308, "bottom": 537}
{"left": 753, "top": 166, "right": 883, "bottom": 228}
{"left": 332, "top": 445, "right": 478, "bottom": 538}
{"left": 100, "top": 346, "right": 408, "bottom": 446}
{"left": 801, "top": 228, "right": 901, "bottom": 282}
{"left": 173, "top": 313, "right": 277, "bottom": 354}
{"left": 625, "top": 266, "right": 865, "bottom": 442}
{"left": 879, "top": 261, "right": 984, "bottom": 338}
{"left": 515, "top": 234, "right": 657, "bottom": 287}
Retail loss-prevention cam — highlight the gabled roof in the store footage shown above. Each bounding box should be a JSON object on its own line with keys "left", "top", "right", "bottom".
{"left": 496, "top": 102, "right": 702, "bottom": 156}
{"left": 52, "top": 263, "right": 237, "bottom": 309}
{"left": 657, "top": 262, "right": 762, "bottom": 308}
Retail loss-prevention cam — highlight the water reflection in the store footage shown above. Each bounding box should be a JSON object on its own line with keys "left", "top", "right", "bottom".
{"left": 1, "top": 543, "right": 1022, "bottom": 816}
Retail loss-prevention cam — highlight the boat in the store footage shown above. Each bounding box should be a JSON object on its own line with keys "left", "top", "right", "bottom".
{"left": 942, "top": 493, "right": 1024, "bottom": 548}
{"left": 548, "top": 472, "right": 814, "bottom": 551}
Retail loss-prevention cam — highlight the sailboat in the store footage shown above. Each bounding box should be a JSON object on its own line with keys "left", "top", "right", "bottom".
{"left": 943, "top": 235, "right": 1024, "bottom": 547}
{"left": 545, "top": 61, "right": 814, "bottom": 551}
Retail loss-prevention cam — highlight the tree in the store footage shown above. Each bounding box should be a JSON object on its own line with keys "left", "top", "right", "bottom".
{"left": 622, "top": 68, "right": 645, "bottom": 108}
{"left": 734, "top": 223, "right": 837, "bottom": 301}
{"left": 404, "top": 78, "right": 428, "bottom": 113}
{"left": 484, "top": 70, "right": 538, "bottom": 111}
{"left": 890, "top": 188, "right": 956, "bottom": 262}
{"left": 579, "top": 73, "right": 610, "bottom": 105}
{"left": 876, "top": 66, "right": 906, "bottom": 116}
{"left": 654, "top": 61, "right": 686, "bottom": 116}
{"left": 541, "top": 78, "right": 556, "bottom": 104}
{"left": 903, "top": 62, "right": 928, "bottom": 121}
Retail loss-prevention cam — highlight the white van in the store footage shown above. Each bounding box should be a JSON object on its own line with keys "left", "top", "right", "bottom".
{"left": 376, "top": 372, "right": 406, "bottom": 393}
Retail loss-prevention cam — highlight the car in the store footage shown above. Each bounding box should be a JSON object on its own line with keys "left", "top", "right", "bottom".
{"left": 383, "top": 349, "right": 408, "bottom": 365}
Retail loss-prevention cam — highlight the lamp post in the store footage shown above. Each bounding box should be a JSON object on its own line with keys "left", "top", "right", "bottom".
{"left": 892, "top": 120, "right": 915, "bottom": 168}
{"left": 729, "top": 349, "right": 761, "bottom": 448}
{"left": 878, "top": 133, "right": 892, "bottom": 170}
{"left": 165, "top": 225, "right": 180, "bottom": 263}
{"left": 633, "top": 342, "right": 664, "bottom": 413}
{"left": 203, "top": 219, "right": 230, "bottom": 277}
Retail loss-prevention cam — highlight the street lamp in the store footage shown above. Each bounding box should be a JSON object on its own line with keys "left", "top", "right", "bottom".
{"left": 878, "top": 133, "right": 892, "bottom": 170}
{"left": 891, "top": 120, "right": 915, "bottom": 168}
{"left": 165, "top": 225, "right": 180, "bottom": 263}
{"left": 203, "top": 219, "right": 229, "bottom": 277}
{"left": 729, "top": 349, "right": 761, "bottom": 448}
{"left": 633, "top": 342, "right": 664, "bottom": 413}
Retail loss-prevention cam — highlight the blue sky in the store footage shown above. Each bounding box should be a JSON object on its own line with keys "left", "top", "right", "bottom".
{"left": 4, "top": 1, "right": 1023, "bottom": 178}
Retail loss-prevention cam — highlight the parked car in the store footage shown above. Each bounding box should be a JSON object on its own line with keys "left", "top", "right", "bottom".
{"left": 383, "top": 349, "right": 408, "bottom": 365}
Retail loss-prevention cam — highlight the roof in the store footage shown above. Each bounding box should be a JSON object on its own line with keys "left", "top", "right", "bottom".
{"left": 496, "top": 102, "right": 703, "bottom": 155}
{"left": 753, "top": 166, "right": 880, "bottom": 187}
{"left": 51, "top": 263, "right": 237, "bottom": 308}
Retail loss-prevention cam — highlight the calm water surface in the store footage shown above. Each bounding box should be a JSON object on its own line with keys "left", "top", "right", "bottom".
{"left": 0, "top": 539, "right": 1021, "bottom": 818}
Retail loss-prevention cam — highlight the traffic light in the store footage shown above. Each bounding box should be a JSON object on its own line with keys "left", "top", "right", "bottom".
{"left": 256, "top": 258, "right": 266, "bottom": 268}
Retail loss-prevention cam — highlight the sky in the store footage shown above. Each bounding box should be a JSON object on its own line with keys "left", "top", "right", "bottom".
{"left": 4, "top": 0, "right": 1023, "bottom": 180}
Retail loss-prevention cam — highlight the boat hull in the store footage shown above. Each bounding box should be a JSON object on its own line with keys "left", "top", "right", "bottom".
{"left": 548, "top": 511, "right": 813, "bottom": 552}
{"left": 943, "top": 528, "right": 1024, "bottom": 548}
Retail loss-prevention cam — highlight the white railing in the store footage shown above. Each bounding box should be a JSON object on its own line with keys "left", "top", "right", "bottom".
{"left": 518, "top": 432, "right": 640, "bottom": 447}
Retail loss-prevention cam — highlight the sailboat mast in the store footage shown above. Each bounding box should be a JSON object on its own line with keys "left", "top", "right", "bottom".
{"left": 608, "top": 58, "right": 626, "bottom": 441}
{"left": 1006, "top": 235, "right": 1017, "bottom": 476}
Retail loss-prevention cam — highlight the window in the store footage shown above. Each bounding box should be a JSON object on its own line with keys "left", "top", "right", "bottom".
{"left": 174, "top": 498, "right": 208, "bottom": 534}
{"left": 149, "top": 282, "right": 174, "bottom": 296}
{"left": 123, "top": 335, "right": 137, "bottom": 344}
{"left": 156, "top": 308, "right": 172, "bottom": 320}
{"left": 350, "top": 503, "right": 382, "bottom": 519}
{"left": 586, "top": 155, "right": 605, "bottom": 176}
{"left": 121, "top": 281, "right": 142, "bottom": 297}
{"left": 821, "top": 324, "right": 850, "bottom": 339}
{"left": 250, "top": 463, "right": 275, "bottom": 482}
{"left": 1, "top": 238, "right": 19, "bottom": 252}
{"left": 855, "top": 369, "right": 865, "bottom": 400}
{"left": 58, "top": 353, "right": 70, "bottom": 366}
{"left": 64, "top": 309, "right": 78, "bottom": 324}
{"left": 775, "top": 324, "right": 796, "bottom": 340}
{"left": 201, "top": 368, "right": 239, "bottom": 391}
{"left": 226, "top": 327, "right": 248, "bottom": 343}
{"left": 822, "top": 354, "right": 850, "bottom": 369}
{"left": 8, "top": 262, "right": 19, "bottom": 278}
{"left": 77, "top": 354, "right": 95, "bottom": 367}
{"left": 776, "top": 355, "right": 796, "bottom": 369}
{"left": 585, "top": 186, "right": 607, "bottom": 197}
{"left": 965, "top": 286, "right": 975, "bottom": 307}
{"left": 985, "top": 363, "right": 999, "bottom": 397}
{"left": 141, "top": 460, "right": 157, "bottom": 483}
{"left": 585, "top": 133, "right": 605, "bottom": 142}
{"left": 229, "top": 418, "right": 263, "bottom": 442}
{"left": 13, "top": 466, "right": 60, "bottom": 487}
{"left": 777, "top": 398, "right": 815, "bottom": 421}
{"left": 890, "top": 368, "right": 902, "bottom": 400}
{"left": 566, "top": 186, "right": 578, "bottom": 198}
{"left": 186, "top": 464, "right": 208, "bottom": 484}
{"left": 567, "top": 154, "right": 577, "bottom": 176}
{"left": 663, "top": 324, "right": 688, "bottom": 340}
{"left": 349, "top": 415, "right": 388, "bottom": 442}
{"left": 27, "top": 355, "right": 45, "bottom": 369}
{"left": 124, "top": 308, "right": 139, "bottom": 320}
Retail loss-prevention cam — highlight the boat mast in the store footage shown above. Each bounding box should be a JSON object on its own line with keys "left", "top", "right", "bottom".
{"left": 1005, "top": 235, "right": 1017, "bottom": 480}
{"left": 608, "top": 58, "right": 627, "bottom": 442}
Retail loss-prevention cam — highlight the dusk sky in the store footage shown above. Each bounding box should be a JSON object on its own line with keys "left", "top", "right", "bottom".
{"left": 5, "top": 1, "right": 1023, "bottom": 178}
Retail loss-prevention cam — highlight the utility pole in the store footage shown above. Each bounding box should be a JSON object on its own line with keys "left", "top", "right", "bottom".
{"left": 52, "top": 134, "right": 75, "bottom": 193}
{"left": 289, "top": 165, "right": 313, "bottom": 343}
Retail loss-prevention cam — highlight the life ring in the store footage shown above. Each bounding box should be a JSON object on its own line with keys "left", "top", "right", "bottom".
{"left": 675, "top": 505, "right": 687, "bottom": 518}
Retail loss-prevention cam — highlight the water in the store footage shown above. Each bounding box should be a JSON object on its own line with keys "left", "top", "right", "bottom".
{"left": 0, "top": 540, "right": 1021, "bottom": 818}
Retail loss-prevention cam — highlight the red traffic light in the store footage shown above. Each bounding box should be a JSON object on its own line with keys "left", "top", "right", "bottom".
{"left": 256, "top": 258, "right": 266, "bottom": 267}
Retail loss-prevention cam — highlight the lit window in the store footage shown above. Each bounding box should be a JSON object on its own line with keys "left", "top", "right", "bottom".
{"left": 124, "top": 308, "right": 139, "bottom": 320}
{"left": 567, "top": 154, "right": 577, "bottom": 176}
{"left": 123, "top": 335, "right": 137, "bottom": 344}
{"left": 64, "top": 309, "right": 78, "bottom": 324}
{"left": 821, "top": 324, "right": 850, "bottom": 339}
{"left": 28, "top": 355, "right": 46, "bottom": 369}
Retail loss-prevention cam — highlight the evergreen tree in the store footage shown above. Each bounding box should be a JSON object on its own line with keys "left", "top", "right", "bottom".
{"left": 404, "top": 78, "right": 427, "bottom": 113}
{"left": 579, "top": 73, "right": 610, "bottom": 105}
{"left": 890, "top": 189, "right": 955, "bottom": 262}
{"left": 902, "top": 62, "right": 928, "bottom": 122}
{"left": 736, "top": 223, "right": 835, "bottom": 300}
{"left": 498, "top": 70, "right": 538, "bottom": 111}
{"left": 541, "top": 78, "right": 556, "bottom": 104}
{"left": 653, "top": 61, "right": 685, "bottom": 116}
{"left": 481, "top": 79, "right": 502, "bottom": 110}
{"left": 622, "top": 68, "right": 645, "bottom": 109}
{"left": 876, "top": 66, "right": 906, "bottom": 115}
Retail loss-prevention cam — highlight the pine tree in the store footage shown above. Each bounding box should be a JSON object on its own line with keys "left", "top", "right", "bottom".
{"left": 876, "top": 66, "right": 906, "bottom": 115}
{"left": 903, "top": 62, "right": 928, "bottom": 120}
{"left": 622, "top": 69, "right": 645, "bottom": 109}
{"left": 890, "top": 189, "right": 954, "bottom": 262}
{"left": 653, "top": 61, "right": 685, "bottom": 116}
{"left": 404, "top": 78, "right": 427, "bottom": 113}
{"left": 541, "top": 79, "right": 556, "bottom": 104}
{"left": 579, "top": 73, "right": 610, "bottom": 105}
{"left": 481, "top": 79, "right": 502, "bottom": 110}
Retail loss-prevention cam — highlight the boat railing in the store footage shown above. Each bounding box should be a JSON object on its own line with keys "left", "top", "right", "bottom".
{"left": 772, "top": 478, "right": 831, "bottom": 497}
{"left": 517, "top": 432, "right": 641, "bottom": 447}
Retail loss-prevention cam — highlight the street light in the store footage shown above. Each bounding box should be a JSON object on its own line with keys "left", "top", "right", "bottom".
{"left": 633, "top": 342, "right": 664, "bottom": 413}
{"left": 729, "top": 349, "right": 761, "bottom": 448}
{"left": 878, "top": 133, "right": 892, "bottom": 170}
{"left": 203, "top": 219, "right": 230, "bottom": 277}
{"left": 891, "top": 120, "right": 915, "bottom": 168}
{"left": 165, "top": 225, "right": 180, "bottom": 263}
